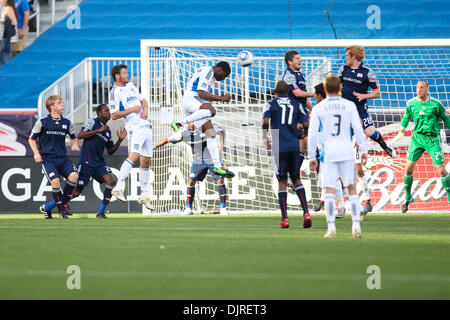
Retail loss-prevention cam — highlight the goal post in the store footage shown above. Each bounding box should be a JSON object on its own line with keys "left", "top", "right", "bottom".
{"left": 140, "top": 39, "right": 450, "bottom": 214}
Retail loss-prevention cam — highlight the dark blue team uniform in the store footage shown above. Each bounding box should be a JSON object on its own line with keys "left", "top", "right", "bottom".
{"left": 338, "top": 62, "right": 379, "bottom": 129}
{"left": 263, "top": 95, "right": 304, "bottom": 181}
{"left": 30, "top": 115, "right": 78, "bottom": 181}
{"left": 282, "top": 67, "right": 309, "bottom": 116}
{"left": 77, "top": 117, "right": 115, "bottom": 187}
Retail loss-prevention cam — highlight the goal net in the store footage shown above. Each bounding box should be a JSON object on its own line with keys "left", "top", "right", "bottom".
{"left": 140, "top": 39, "right": 450, "bottom": 214}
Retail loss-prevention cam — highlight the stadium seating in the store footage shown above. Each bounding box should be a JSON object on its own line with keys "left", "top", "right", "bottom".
{"left": 0, "top": 0, "right": 449, "bottom": 112}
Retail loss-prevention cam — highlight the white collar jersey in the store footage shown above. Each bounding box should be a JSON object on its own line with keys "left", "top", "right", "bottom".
{"left": 109, "top": 82, "right": 150, "bottom": 128}
{"left": 308, "top": 96, "right": 367, "bottom": 163}
{"left": 183, "top": 66, "right": 216, "bottom": 99}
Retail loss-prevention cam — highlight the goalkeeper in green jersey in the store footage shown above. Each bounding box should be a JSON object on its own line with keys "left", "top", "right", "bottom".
{"left": 391, "top": 81, "right": 450, "bottom": 212}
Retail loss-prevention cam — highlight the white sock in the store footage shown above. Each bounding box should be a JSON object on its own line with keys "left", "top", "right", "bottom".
{"left": 350, "top": 194, "right": 361, "bottom": 229}
{"left": 335, "top": 181, "right": 344, "bottom": 208}
{"left": 181, "top": 109, "right": 212, "bottom": 125}
{"left": 343, "top": 187, "right": 349, "bottom": 200}
{"left": 359, "top": 175, "right": 370, "bottom": 200}
{"left": 324, "top": 193, "right": 336, "bottom": 231}
{"left": 139, "top": 167, "right": 150, "bottom": 195}
{"left": 320, "top": 187, "right": 325, "bottom": 201}
{"left": 206, "top": 137, "right": 222, "bottom": 168}
{"left": 115, "top": 159, "right": 133, "bottom": 190}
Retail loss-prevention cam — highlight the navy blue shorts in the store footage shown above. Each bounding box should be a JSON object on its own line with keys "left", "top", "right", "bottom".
{"left": 274, "top": 151, "right": 301, "bottom": 181}
{"left": 189, "top": 161, "right": 221, "bottom": 182}
{"left": 356, "top": 103, "right": 374, "bottom": 130}
{"left": 76, "top": 163, "right": 112, "bottom": 187}
{"left": 42, "top": 157, "right": 77, "bottom": 181}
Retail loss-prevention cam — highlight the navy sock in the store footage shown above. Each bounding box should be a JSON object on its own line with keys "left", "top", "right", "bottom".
{"left": 370, "top": 130, "right": 388, "bottom": 149}
{"left": 99, "top": 184, "right": 114, "bottom": 213}
{"left": 217, "top": 184, "right": 226, "bottom": 208}
{"left": 278, "top": 191, "right": 288, "bottom": 220}
{"left": 52, "top": 188, "right": 64, "bottom": 213}
{"left": 295, "top": 184, "right": 309, "bottom": 214}
{"left": 187, "top": 186, "right": 195, "bottom": 209}
{"left": 62, "top": 181, "right": 77, "bottom": 204}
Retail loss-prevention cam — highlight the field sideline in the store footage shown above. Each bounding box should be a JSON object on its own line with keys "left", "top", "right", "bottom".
{"left": 0, "top": 213, "right": 449, "bottom": 300}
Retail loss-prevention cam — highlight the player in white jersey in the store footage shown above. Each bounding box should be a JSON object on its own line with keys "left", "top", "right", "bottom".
{"left": 309, "top": 75, "right": 368, "bottom": 239}
{"left": 155, "top": 123, "right": 229, "bottom": 216}
{"left": 108, "top": 64, "right": 154, "bottom": 210}
{"left": 171, "top": 61, "right": 234, "bottom": 179}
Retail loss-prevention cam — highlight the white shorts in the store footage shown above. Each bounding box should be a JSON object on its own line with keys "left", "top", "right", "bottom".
{"left": 127, "top": 124, "right": 153, "bottom": 157}
{"left": 182, "top": 95, "right": 211, "bottom": 129}
{"left": 321, "top": 160, "right": 357, "bottom": 188}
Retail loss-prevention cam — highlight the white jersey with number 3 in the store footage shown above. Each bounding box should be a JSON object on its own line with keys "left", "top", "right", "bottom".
{"left": 309, "top": 96, "right": 367, "bottom": 163}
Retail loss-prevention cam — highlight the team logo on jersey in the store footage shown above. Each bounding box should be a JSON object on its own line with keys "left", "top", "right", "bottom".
{"left": 49, "top": 172, "right": 55, "bottom": 178}
{"left": 106, "top": 132, "right": 110, "bottom": 137}
{"left": 78, "top": 180, "right": 84, "bottom": 185}
{"left": 62, "top": 124, "right": 67, "bottom": 129}
{"left": 357, "top": 73, "right": 363, "bottom": 78}
{"left": 419, "top": 111, "right": 425, "bottom": 116}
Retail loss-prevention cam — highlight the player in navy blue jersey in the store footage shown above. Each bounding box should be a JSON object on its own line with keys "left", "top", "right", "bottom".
{"left": 262, "top": 80, "right": 312, "bottom": 229}
{"left": 39, "top": 104, "right": 127, "bottom": 219}
{"left": 282, "top": 50, "right": 315, "bottom": 170}
{"left": 29, "top": 95, "right": 80, "bottom": 219}
{"left": 338, "top": 45, "right": 395, "bottom": 158}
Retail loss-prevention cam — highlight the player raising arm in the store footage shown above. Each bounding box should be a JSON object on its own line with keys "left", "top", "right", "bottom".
{"left": 155, "top": 123, "right": 229, "bottom": 216}
{"left": 391, "top": 80, "right": 450, "bottom": 212}
{"left": 338, "top": 45, "right": 395, "bottom": 158}
{"left": 309, "top": 75, "right": 368, "bottom": 238}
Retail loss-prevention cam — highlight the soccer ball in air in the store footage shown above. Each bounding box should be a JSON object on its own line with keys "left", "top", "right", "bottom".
{"left": 237, "top": 50, "right": 254, "bottom": 67}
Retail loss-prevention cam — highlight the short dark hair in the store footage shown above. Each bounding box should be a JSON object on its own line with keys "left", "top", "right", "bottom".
{"left": 314, "top": 83, "right": 326, "bottom": 98}
{"left": 215, "top": 61, "right": 231, "bottom": 74}
{"left": 274, "top": 80, "right": 290, "bottom": 96}
{"left": 285, "top": 50, "right": 299, "bottom": 65}
{"left": 324, "top": 75, "right": 341, "bottom": 94}
{"left": 96, "top": 104, "right": 108, "bottom": 114}
{"left": 111, "top": 64, "right": 128, "bottom": 81}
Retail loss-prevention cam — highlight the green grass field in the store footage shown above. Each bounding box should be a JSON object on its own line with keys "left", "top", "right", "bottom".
{"left": 0, "top": 213, "right": 449, "bottom": 300}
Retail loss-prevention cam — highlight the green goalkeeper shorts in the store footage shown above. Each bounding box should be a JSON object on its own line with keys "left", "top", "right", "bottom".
{"left": 406, "top": 133, "right": 445, "bottom": 165}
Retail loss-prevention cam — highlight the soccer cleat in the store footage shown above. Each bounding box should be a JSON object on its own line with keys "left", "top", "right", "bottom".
{"left": 323, "top": 229, "right": 336, "bottom": 238}
{"left": 170, "top": 122, "right": 183, "bottom": 132}
{"left": 213, "top": 167, "right": 235, "bottom": 179}
{"left": 181, "top": 207, "right": 194, "bottom": 215}
{"left": 352, "top": 226, "right": 362, "bottom": 239}
{"left": 137, "top": 194, "right": 154, "bottom": 211}
{"left": 219, "top": 207, "right": 229, "bottom": 216}
{"left": 40, "top": 204, "right": 53, "bottom": 219}
{"left": 362, "top": 199, "right": 373, "bottom": 213}
{"left": 303, "top": 213, "right": 312, "bottom": 228}
{"left": 280, "top": 218, "right": 290, "bottom": 228}
{"left": 112, "top": 189, "right": 127, "bottom": 202}
{"left": 314, "top": 200, "right": 324, "bottom": 212}
{"left": 401, "top": 198, "right": 415, "bottom": 213}
{"left": 63, "top": 203, "right": 73, "bottom": 216}
{"left": 287, "top": 182, "right": 296, "bottom": 194}
{"left": 384, "top": 144, "right": 397, "bottom": 158}
{"left": 59, "top": 212, "right": 69, "bottom": 219}
{"left": 96, "top": 212, "right": 108, "bottom": 219}
{"left": 336, "top": 207, "right": 346, "bottom": 219}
